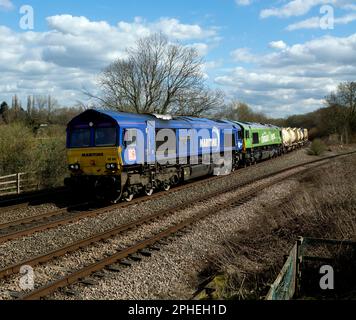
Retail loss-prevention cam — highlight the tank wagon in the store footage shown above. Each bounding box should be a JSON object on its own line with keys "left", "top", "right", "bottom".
{"left": 281, "top": 127, "right": 309, "bottom": 152}
{"left": 65, "top": 109, "right": 308, "bottom": 202}
{"left": 65, "top": 109, "right": 243, "bottom": 202}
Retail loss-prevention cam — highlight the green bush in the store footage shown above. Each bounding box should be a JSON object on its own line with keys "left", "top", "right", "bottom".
{"left": 0, "top": 124, "right": 37, "bottom": 175}
{"left": 0, "top": 123, "right": 67, "bottom": 188}
{"left": 32, "top": 137, "right": 67, "bottom": 187}
{"left": 307, "top": 139, "right": 327, "bottom": 156}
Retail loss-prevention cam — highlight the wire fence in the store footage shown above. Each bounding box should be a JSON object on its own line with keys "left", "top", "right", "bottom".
{"left": 266, "top": 237, "right": 356, "bottom": 300}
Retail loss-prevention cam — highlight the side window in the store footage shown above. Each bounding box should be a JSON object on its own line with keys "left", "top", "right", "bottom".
{"left": 238, "top": 131, "right": 242, "bottom": 140}
{"left": 253, "top": 132, "right": 259, "bottom": 144}
{"left": 246, "top": 131, "right": 250, "bottom": 139}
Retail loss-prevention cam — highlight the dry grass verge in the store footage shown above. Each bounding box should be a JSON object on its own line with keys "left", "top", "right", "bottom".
{"left": 201, "top": 155, "right": 356, "bottom": 300}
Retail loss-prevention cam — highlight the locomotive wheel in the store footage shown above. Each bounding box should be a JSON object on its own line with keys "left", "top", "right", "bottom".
{"left": 145, "top": 188, "right": 154, "bottom": 196}
{"left": 125, "top": 194, "right": 134, "bottom": 202}
{"left": 163, "top": 184, "right": 171, "bottom": 191}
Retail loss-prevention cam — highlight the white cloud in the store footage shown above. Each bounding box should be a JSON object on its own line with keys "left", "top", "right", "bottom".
{"left": 336, "top": 11, "right": 356, "bottom": 23}
{"left": 186, "top": 43, "right": 210, "bottom": 56}
{"left": 342, "top": 4, "right": 356, "bottom": 11}
{"left": 231, "top": 48, "right": 257, "bottom": 63}
{"left": 215, "top": 34, "right": 356, "bottom": 117}
{"left": 0, "top": 0, "right": 14, "bottom": 10}
{"left": 235, "top": 0, "right": 252, "bottom": 6}
{"left": 269, "top": 40, "right": 288, "bottom": 50}
{"left": 0, "top": 15, "right": 218, "bottom": 106}
{"left": 287, "top": 12, "right": 356, "bottom": 30}
{"left": 260, "top": 0, "right": 343, "bottom": 19}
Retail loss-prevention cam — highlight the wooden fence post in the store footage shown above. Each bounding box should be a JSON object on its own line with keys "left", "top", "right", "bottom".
{"left": 17, "top": 173, "right": 21, "bottom": 195}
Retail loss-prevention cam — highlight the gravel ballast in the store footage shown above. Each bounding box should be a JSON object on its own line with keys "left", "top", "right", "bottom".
{"left": 0, "top": 149, "right": 354, "bottom": 300}
{"left": 0, "top": 166, "right": 304, "bottom": 299}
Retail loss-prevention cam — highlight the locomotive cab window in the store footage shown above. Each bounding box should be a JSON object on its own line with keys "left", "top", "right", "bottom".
{"left": 253, "top": 132, "right": 259, "bottom": 144}
{"left": 238, "top": 131, "right": 242, "bottom": 140}
{"left": 246, "top": 131, "right": 250, "bottom": 139}
{"left": 95, "top": 127, "right": 117, "bottom": 146}
{"left": 69, "top": 128, "right": 91, "bottom": 148}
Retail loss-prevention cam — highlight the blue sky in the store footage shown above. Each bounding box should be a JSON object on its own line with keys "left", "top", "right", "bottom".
{"left": 0, "top": 0, "right": 355, "bottom": 117}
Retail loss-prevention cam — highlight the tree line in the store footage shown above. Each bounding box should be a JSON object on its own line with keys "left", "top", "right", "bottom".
{"left": 0, "top": 95, "right": 83, "bottom": 129}
{"left": 1, "top": 33, "right": 355, "bottom": 144}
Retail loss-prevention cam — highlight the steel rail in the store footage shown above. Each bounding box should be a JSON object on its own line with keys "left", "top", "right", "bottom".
{"left": 0, "top": 188, "right": 68, "bottom": 211}
{"left": 19, "top": 178, "right": 284, "bottom": 300}
{"left": 0, "top": 154, "right": 269, "bottom": 243}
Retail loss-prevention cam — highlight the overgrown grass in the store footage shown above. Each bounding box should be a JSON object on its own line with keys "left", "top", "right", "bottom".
{"left": 203, "top": 156, "right": 356, "bottom": 300}
{"left": 307, "top": 138, "right": 327, "bottom": 156}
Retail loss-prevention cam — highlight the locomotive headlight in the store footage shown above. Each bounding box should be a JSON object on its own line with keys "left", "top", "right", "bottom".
{"left": 69, "top": 164, "right": 80, "bottom": 171}
{"left": 106, "top": 163, "right": 117, "bottom": 170}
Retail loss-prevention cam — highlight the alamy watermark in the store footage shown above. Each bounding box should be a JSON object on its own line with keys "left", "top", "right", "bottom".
{"left": 19, "top": 265, "right": 35, "bottom": 290}
{"left": 320, "top": 5, "right": 334, "bottom": 30}
{"left": 320, "top": 265, "right": 334, "bottom": 290}
{"left": 19, "top": 5, "right": 34, "bottom": 30}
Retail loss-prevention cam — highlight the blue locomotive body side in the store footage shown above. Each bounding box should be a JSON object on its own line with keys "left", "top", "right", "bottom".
{"left": 67, "top": 109, "right": 243, "bottom": 166}
{"left": 65, "top": 109, "right": 243, "bottom": 202}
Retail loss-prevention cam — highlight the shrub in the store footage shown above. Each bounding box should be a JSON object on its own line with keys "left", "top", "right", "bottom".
{"left": 0, "top": 123, "right": 67, "bottom": 188}
{"left": 31, "top": 137, "right": 67, "bottom": 187}
{"left": 307, "top": 138, "right": 327, "bottom": 156}
{"left": 0, "top": 123, "right": 37, "bottom": 175}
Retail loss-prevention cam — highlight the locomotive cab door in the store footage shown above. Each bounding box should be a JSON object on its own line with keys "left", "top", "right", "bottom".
{"left": 146, "top": 121, "right": 156, "bottom": 164}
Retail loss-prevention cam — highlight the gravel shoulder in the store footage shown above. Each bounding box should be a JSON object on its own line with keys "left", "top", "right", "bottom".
{"left": 50, "top": 178, "right": 301, "bottom": 300}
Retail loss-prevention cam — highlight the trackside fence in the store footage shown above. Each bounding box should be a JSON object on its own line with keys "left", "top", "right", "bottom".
{"left": 0, "top": 172, "right": 40, "bottom": 197}
{"left": 266, "top": 237, "right": 356, "bottom": 300}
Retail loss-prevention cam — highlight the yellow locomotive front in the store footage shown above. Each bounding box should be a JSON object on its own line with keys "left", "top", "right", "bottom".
{"left": 65, "top": 111, "right": 124, "bottom": 201}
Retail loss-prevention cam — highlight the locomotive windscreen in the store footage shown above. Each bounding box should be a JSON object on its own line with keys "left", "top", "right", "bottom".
{"left": 95, "top": 127, "right": 117, "bottom": 146}
{"left": 69, "top": 128, "right": 91, "bottom": 148}
{"left": 69, "top": 127, "right": 117, "bottom": 148}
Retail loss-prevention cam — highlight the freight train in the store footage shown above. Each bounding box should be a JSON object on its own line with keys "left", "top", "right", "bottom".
{"left": 64, "top": 109, "right": 308, "bottom": 202}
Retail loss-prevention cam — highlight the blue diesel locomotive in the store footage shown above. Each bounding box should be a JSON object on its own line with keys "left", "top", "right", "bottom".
{"left": 65, "top": 109, "right": 243, "bottom": 202}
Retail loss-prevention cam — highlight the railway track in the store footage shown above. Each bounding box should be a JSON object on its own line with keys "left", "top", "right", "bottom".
{"left": 0, "top": 150, "right": 353, "bottom": 300}
{"left": 0, "top": 150, "right": 354, "bottom": 245}
{"left": 0, "top": 153, "right": 283, "bottom": 245}
{"left": 0, "top": 147, "right": 306, "bottom": 236}
{"left": 0, "top": 188, "right": 68, "bottom": 213}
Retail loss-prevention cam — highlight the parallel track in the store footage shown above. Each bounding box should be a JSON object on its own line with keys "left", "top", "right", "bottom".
{"left": 0, "top": 188, "right": 68, "bottom": 213}
{"left": 0, "top": 154, "right": 279, "bottom": 244}
{"left": 0, "top": 150, "right": 353, "bottom": 300}
{"left": 0, "top": 150, "right": 354, "bottom": 245}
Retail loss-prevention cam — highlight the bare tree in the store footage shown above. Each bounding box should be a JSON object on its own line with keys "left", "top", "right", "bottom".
{"left": 214, "top": 100, "right": 269, "bottom": 123}
{"left": 94, "top": 33, "right": 222, "bottom": 116}
{"left": 326, "top": 81, "right": 356, "bottom": 144}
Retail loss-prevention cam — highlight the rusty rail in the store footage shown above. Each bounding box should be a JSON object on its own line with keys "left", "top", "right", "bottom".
{"left": 19, "top": 176, "right": 284, "bottom": 300}
{"left": 0, "top": 154, "right": 273, "bottom": 244}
